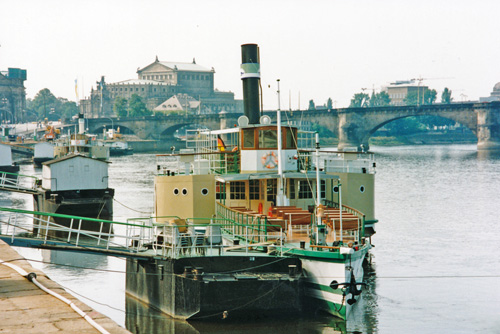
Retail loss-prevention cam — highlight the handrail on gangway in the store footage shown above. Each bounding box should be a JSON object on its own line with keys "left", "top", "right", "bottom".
{"left": 0, "top": 171, "right": 40, "bottom": 194}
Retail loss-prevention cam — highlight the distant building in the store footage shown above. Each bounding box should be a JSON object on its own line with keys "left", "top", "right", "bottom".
{"left": 154, "top": 93, "right": 201, "bottom": 114}
{"left": 0, "top": 67, "right": 27, "bottom": 123}
{"left": 384, "top": 80, "right": 428, "bottom": 106}
{"left": 80, "top": 57, "right": 242, "bottom": 118}
{"left": 479, "top": 82, "right": 500, "bottom": 102}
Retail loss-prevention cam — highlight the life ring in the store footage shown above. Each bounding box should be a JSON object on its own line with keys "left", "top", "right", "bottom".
{"left": 258, "top": 202, "right": 263, "bottom": 214}
{"left": 261, "top": 151, "right": 278, "bottom": 169}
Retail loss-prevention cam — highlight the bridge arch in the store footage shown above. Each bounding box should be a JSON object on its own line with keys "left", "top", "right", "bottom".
{"left": 91, "top": 125, "right": 137, "bottom": 136}
{"left": 338, "top": 104, "right": 480, "bottom": 151}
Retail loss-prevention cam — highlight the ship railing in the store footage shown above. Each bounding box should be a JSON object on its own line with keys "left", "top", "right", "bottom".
{"left": 215, "top": 203, "right": 285, "bottom": 245}
{"left": 0, "top": 207, "right": 154, "bottom": 254}
{"left": 297, "top": 150, "right": 375, "bottom": 174}
{"left": 321, "top": 200, "right": 366, "bottom": 242}
{"left": 0, "top": 171, "right": 39, "bottom": 193}
{"left": 139, "top": 215, "right": 285, "bottom": 258}
{"left": 156, "top": 150, "right": 240, "bottom": 176}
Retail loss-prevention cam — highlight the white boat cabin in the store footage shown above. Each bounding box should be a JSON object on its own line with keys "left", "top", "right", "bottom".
{"left": 42, "top": 154, "right": 110, "bottom": 191}
{"left": 34, "top": 142, "right": 55, "bottom": 160}
{"left": 0, "top": 144, "right": 13, "bottom": 166}
{"left": 155, "top": 123, "right": 376, "bottom": 224}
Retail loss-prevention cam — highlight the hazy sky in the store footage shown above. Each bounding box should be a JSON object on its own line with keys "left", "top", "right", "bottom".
{"left": 1, "top": 0, "right": 500, "bottom": 109}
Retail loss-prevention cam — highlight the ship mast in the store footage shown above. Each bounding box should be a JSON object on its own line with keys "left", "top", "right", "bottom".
{"left": 276, "top": 79, "right": 286, "bottom": 206}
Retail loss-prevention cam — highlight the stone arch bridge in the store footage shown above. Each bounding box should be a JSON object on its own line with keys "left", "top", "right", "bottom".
{"left": 84, "top": 102, "right": 500, "bottom": 151}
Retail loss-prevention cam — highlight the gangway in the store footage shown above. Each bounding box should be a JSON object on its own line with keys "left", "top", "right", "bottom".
{"left": 0, "top": 207, "right": 286, "bottom": 260}
{"left": 0, "top": 171, "right": 40, "bottom": 195}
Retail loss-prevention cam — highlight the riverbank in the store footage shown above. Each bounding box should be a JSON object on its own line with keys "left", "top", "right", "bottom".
{"left": 0, "top": 240, "right": 130, "bottom": 333}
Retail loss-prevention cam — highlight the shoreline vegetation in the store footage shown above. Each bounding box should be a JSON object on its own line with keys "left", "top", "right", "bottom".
{"left": 319, "top": 131, "right": 477, "bottom": 148}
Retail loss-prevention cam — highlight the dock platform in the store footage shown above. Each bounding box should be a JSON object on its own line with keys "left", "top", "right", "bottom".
{"left": 0, "top": 240, "right": 130, "bottom": 333}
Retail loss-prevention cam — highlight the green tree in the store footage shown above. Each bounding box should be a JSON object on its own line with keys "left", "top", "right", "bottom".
{"left": 58, "top": 99, "right": 79, "bottom": 120}
{"left": 423, "top": 89, "right": 437, "bottom": 105}
{"left": 128, "top": 94, "right": 151, "bottom": 117}
{"left": 369, "top": 91, "right": 391, "bottom": 107}
{"left": 404, "top": 88, "right": 437, "bottom": 106}
{"left": 326, "top": 97, "right": 333, "bottom": 109}
{"left": 114, "top": 97, "right": 128, "bottom": 117}
{"left": 31, "top": 88, "right": 58, "bottom": 120}
{"left": 308, "top": 99, "right": 316, "bottom": 111}
{"left": 349, "top": 93, "right": 369, "bottom": 107}
{"left": 441, "top": 87, "right": 453, "bottom": 104}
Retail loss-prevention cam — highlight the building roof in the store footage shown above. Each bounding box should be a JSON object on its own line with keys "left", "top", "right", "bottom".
{"left": 111, "top": 79, "right": 171, "bottom": 85}
{"left": 158, "top": 61, "right": 211, "bottom": 72}
{"left": 154, "top": 94, "right": 201, "bottom": 111}
{"left": 138, "top": 58, "right": 212, "bottom": 73}
{"left": 42, "top": 153, "right": 111, "bottom": 165}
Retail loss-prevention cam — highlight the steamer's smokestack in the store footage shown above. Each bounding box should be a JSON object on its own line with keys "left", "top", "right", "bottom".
{"left": 240, "top": 44, "right": 261, "bottom": 124}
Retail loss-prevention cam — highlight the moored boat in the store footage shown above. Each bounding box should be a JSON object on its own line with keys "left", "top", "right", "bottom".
{"left": 149, "top": 43, "right": 377, "bottom": 320}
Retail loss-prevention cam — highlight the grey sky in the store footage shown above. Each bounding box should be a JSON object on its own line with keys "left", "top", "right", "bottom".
{"left": 1, "top": 0, "right": 499, "bottom": 109}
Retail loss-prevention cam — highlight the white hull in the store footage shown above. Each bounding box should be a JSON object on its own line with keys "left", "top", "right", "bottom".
{"left": 300, "top": 247, "right": 368, "bottom": 319}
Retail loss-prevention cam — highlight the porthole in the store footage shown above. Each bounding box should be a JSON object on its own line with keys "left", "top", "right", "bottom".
{"left": 173, "top": 188, "right": 179, "bottom": 195}
{"left": 201, "top": 188, "right": 209, "bottom": 196}
{"left": 360, "top": 186, "right": 365, "bottom": 193}
{"left": 182, "top": 188, "right": 188, "bottom": 196}
{"left": 333, "top": 186, "right": 339, "bottom": 193}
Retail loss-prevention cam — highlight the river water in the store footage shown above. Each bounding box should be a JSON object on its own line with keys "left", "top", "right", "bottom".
{"left": 3, "top": 144, "right": 500, "bottom": 333}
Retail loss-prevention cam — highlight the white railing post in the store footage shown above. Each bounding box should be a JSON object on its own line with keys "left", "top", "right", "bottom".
{"left": 68, "top": 219, "right": 74, "bottom": 242}
{"left": 76, "top": 219, "right": 82, "bottom": 246}
{"left": 97, "top": 222, "right": 104, "bottom": 246}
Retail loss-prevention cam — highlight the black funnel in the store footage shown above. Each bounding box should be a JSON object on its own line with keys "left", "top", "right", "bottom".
{"left": 241, "top": 44, "right": 261, "bottom": 124}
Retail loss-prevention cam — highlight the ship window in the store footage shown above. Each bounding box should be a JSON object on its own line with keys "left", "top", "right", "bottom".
{"left": 201, "top": 188, "right": 209, "bottom": 196}
{"left": 285, "top": 128, "right": 297, "bottom": 149}
{"left": 266, "top": 179, "right": 277, "bottom": 202}
{"left": 360, "top": 185, "right": 365, "bottom": 193}
{"left": 173, "top": 188, "right": 179, "bottom": 195}
{"left": 230, "top": 182, "right": 245, "bottom": 200}
{"left": 182, "top": 188, "right": 188, "bottom": 196}
{"left": 249, "top": 180, "right": 260, "bottom": 200}
{"left": 298, "top": 180, "right": 313, "bottom": 199}
{"left": 216, "top": 182, "right": 226, "bottom": 200}
{"left": 242, "top": 129, "right": 255, "bottom": 149}
{"left": 333, "top": 185, "right": 339, "bottom": 193}
{"left": 321, "top": 180, "right": 326, "bottom": 198}
{"left": 259, "top": 129, "right": 277, "bottom": 149}
{"left": 289, "top": 180, "right": 296, "bottom": 199}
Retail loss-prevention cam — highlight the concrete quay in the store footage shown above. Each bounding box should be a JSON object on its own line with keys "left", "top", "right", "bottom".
{"left": 0, "top": 240, "right": 130, "bottom": 333}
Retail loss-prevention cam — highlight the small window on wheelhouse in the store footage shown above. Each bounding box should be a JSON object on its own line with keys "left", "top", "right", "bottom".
{"left": 259, "top": 129, "right": 277, "bottom": 149}
{"left": 285, "top": 127, "right": 297, "bottom": 149}
{"left": 242, "top": 129, "right": 255, "bottom": 149}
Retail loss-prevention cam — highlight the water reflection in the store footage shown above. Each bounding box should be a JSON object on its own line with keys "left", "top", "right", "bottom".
{"left": 125, "top": 295, "right": 350, "bottom": 334}
{"left": 476, "top": 149, "right": 500, "bottom": 161}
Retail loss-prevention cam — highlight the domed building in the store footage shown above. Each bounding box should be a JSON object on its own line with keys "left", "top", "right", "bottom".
{"left": 479, "top": 82, "right": 500, "bottom": 102}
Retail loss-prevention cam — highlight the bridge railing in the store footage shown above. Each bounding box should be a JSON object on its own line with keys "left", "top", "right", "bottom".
{"left": 0, "top": 171, "right": 39, "bottom": 193}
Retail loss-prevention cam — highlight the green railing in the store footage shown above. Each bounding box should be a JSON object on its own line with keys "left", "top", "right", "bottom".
{"left": 215, "top": 202, "right": 285, "bottom": 245}
{"left": 0, "top": 207, "right": 151, "bottom": 253}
